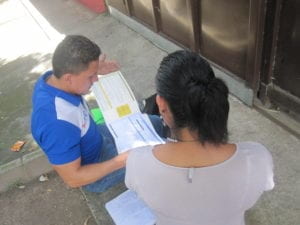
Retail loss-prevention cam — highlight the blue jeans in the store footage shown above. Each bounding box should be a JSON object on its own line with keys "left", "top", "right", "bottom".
{"left": 82, "top": 114, "right": 164, "bottom": 193}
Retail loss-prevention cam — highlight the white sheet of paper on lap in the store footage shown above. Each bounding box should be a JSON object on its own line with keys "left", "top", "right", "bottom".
{"left": 105, "top": 190, "right": 156, "bottom": 225}
{"left": 91, "top": 71, "right": 165, "bottom": 153}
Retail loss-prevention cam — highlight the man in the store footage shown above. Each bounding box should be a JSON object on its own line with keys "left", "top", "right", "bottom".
{"left": 31, "top": 35, "right": 164, "bottom": 192}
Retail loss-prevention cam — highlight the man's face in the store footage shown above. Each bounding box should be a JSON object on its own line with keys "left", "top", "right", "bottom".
{"left": 69, "top": 60, "right": 99, "bottom": 95}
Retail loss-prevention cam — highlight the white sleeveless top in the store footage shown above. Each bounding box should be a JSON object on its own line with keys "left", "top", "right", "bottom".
{"left": 125, "top": 142, "right": 274, "bottom": 225}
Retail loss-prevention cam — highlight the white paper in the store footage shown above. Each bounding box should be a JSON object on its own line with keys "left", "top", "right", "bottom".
{"left": 91, "top": 71, "right": 165, "bottom": 153}
{"left": 91, "top": 71, "right": 140, "bottom": 123}
{"left": 105, "top": 190, "right": 156, "bottom": 225}
{"left": 107, "top": 113, "right": 165, "bottom": 153}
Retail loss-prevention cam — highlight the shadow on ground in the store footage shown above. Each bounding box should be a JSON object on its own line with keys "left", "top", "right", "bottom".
{"left": 0, "top": 53, "right": 51, "bottom": 164}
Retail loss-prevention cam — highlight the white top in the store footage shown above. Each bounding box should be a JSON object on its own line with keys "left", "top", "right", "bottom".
{"left": 125, "top": 142, "right": 274, "bottom": 225}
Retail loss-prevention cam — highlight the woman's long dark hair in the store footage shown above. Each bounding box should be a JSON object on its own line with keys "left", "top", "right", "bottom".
{"left": 156, "top": 50, "right": 229, "bottom": 144}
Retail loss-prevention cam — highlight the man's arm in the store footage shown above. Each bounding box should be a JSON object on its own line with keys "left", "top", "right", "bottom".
{"left": 52, "top": 152, "right": 129, "bottom": 188}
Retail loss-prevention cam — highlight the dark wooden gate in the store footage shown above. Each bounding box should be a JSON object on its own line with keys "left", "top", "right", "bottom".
{"left": 107, "top": 0, "right": 300, "bottom": 118}
{"left": 259, "top": 0, "right": 300, "bottom": 120}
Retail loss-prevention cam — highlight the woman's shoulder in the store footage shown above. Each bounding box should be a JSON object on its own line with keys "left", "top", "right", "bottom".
{"left": 237, "top": 141, "right": 270, "bottom": 154}
{"left": 236, "top": 141, "right": 273, "bottom": 167}
{"left": 126, "top": 145, "right": 156, "bottom": 176}
{"left": 128, "top": 145, "right": 155, "bottom": 159}
{"left": 237, "top": 142, "right": 274, "bottom": 191}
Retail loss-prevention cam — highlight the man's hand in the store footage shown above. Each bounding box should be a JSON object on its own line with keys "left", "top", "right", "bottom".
{"left": 98, "top": 53, "right": 120, "bottom": 75}
{"left": 114, "top": 150, "right": 130, "bottom": 167}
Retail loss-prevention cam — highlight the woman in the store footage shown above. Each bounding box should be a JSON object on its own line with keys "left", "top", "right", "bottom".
{"left": 125, "top": 50, "right": 274, "bottom": 225}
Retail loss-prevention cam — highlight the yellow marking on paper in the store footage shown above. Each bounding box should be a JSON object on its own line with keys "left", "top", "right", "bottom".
{"left": 99, "top": 81, "right": 112, "bottom": 108}
{"left": 116, "top": 104, "right": 132, "bottom": 117}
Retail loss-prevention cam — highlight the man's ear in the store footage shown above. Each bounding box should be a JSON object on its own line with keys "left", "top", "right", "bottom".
{"left": 62, "top": 73, "right": 72, "bottom": 84}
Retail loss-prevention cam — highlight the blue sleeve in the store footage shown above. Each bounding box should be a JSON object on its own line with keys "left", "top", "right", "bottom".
{"left": 38, "top": 120, "right": 82, "bottom": 165}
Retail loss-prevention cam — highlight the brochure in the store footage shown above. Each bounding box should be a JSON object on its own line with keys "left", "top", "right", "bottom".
{"left": 91, "top": 71, "right": 165, "bottom": 153}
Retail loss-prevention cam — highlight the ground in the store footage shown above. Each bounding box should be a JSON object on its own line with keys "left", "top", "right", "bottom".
{"left": 0, "top": 171, "right": 97, "bottom": 225}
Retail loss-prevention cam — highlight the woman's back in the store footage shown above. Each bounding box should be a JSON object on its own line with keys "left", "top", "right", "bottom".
{"left": 125, "top": 142, "right": 274, "bottom": 225}
{"left": 126, "top": 50, "right": 274, "bottom": 225}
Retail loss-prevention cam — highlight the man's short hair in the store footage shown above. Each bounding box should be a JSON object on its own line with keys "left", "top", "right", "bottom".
{"left": 52, "top": 35, "right": 101, "bottom": 78}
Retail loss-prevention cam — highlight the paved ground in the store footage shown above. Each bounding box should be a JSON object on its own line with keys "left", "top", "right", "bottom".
{"left": 0, "top": 171, "right": 97, "bottom": 225}
{"left": 0, "top": 0, "right": 299, "bottom": 225}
